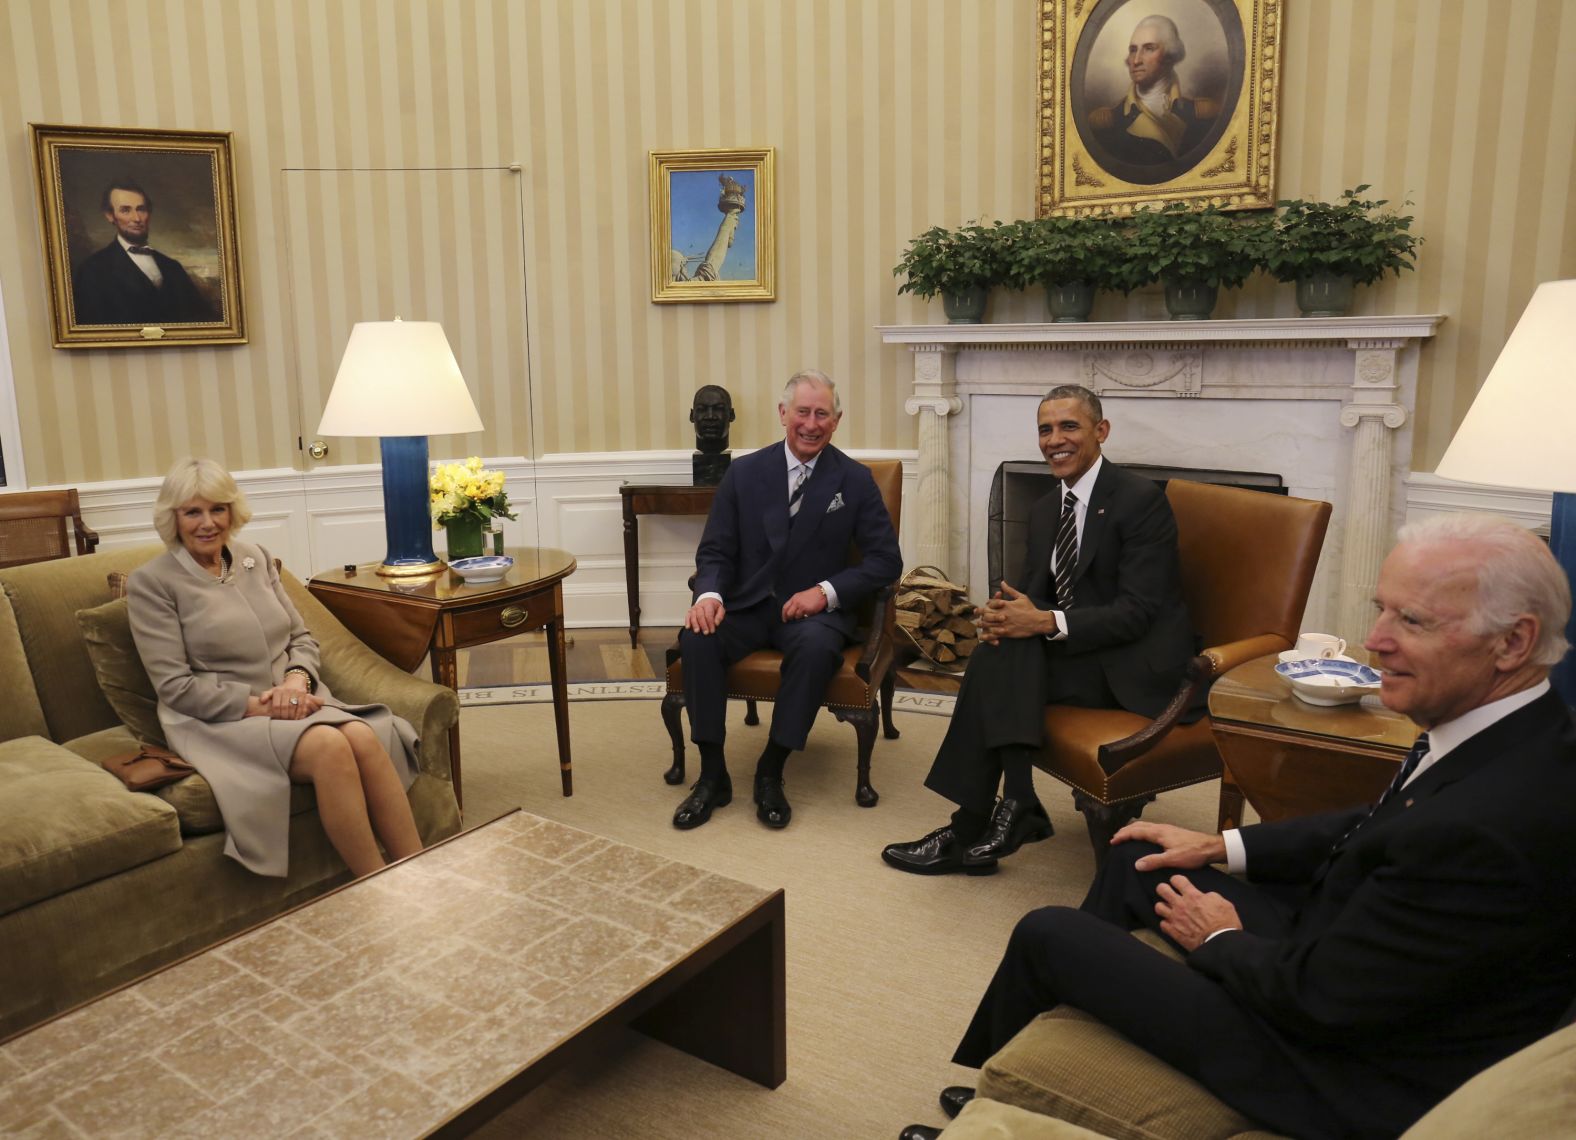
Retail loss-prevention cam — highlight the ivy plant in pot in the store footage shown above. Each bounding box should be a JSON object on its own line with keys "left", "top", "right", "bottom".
{"left": 1125, "top": 203, "right": 1271, "bottom": 320}
{"left": 1003, "top": 215, "right": 1131, "bottom": 322}
{"left": 893, "top": 221, "right": 1005, "bottom": 323}
{"left": 1266, "top": 186, "right": 1421, "bottom": 316}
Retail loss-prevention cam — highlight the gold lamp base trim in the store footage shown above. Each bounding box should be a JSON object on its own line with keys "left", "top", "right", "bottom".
{"left": 377, "top": 559, "right": 446, "bottom": 578}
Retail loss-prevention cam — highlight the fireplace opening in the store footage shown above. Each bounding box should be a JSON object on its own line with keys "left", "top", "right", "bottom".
{"left": 986, "top": 461, "right": 1285, "bottom": 595}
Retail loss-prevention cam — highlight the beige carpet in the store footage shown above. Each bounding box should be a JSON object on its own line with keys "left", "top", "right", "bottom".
{"left": 454, "top": 698, "right": 1223, "bottom": 1139}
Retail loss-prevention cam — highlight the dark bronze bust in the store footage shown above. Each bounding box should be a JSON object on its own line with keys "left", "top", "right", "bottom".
{"left": 690, "top": 384, "right": 735, "bottom": 484}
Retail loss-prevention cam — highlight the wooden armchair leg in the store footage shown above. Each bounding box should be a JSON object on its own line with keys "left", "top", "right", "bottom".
{"left": 834, "top": 706, "right": 881, "bottom": 808}
{"left": 661, "top": 692, "right": 687, "bottom": 785}
{"left": 880, "top": 672, "right": 900, "bottom": 740}
{"left": 1072, "top": 790, "right": 1155, "bottom": 866}
{"left": 744, "top": 699, "right": 760, "bottom": 726}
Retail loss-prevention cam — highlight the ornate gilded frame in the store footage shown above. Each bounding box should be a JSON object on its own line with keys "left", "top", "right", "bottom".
{"left": 1037, "top": 0, "right": 1282, "bottom": 216}
{"left": 649, "top": 147, "right": 775, "bottom": 303}
{"left": 30, "top": 123, "right": 246, "bottom": 348}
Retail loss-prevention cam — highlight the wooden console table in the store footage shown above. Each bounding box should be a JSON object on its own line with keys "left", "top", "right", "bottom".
{"left": 308, "top": 547, "right": 577, "bottom": 810}
{"left": 620, "top": 483, "right": 716, "bottom": 646}
{"left": 1208, "top": 654, "right": 1417, "bottom": 829}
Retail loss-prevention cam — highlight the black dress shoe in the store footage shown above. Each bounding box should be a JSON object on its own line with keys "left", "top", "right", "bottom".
{"left": 898, "top": 1126, "right": 942, "bottom": 1140}
{"left": 882, "top": 826, "right": 997, "bottom": 876}
{"left": 753, "top": 775, "right": 792, "bottom": 828}
{"left": 963, "top": 797, "right": 1053, "bottom": 867}
{"left": 672, "top": 778, "right": 732, "bottom": 829}
{"left": 939, "top": 1086, "right": 975, "bottom": 1119}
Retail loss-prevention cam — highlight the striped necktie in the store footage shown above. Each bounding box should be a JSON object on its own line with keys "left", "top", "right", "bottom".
{"left": 1328, "top": 732, "right": 1430, "bottom": 858}
{"left": 1052, "top": 490, "right": 1078, "bottom": 609}
{"left": 788, "top": 464, "right": 809, "bottom": 517}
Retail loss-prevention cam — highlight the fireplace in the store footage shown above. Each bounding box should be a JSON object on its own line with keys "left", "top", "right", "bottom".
{"left": 881, "top": 314, "right": 1444, "bottom": 642}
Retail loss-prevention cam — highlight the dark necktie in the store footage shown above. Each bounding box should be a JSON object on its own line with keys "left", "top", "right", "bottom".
{"left": 788, "top": 464, "right": 809, "bottom": 518}
{"left": 127, "top": 245, "right": 153, "bottom": 255}
{"left": 1053, "top": 490, "right": 1078, "bottom": 609}
{"left": 1328, "top": 732, "right": 1430, "bottom": 858}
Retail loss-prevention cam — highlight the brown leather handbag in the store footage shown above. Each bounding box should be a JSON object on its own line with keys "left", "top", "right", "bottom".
{"left": 101, "top": 744, "right": 196, "bottom": 792}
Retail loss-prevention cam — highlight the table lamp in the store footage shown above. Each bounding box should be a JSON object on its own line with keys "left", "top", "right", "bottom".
{"left": 317, "top": 319, "right": 484, "bottom": 576}
{"left": 1434, "top": 279, "right": 1576, "bottom": 700}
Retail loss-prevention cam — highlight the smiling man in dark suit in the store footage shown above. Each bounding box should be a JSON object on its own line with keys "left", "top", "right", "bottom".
{"left": 72, "top": 179, "right": 216, "bottom": 326}
{"left": 883, "top": 383, "right": 1193, "bottom": 875}
{"left": 673, "top": 369, "right": 901, "bottom": 831}
{"left": 902, "top": 514, "right": 1576, "bottom": 1140}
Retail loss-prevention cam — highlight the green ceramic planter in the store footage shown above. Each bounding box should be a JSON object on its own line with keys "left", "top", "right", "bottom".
{"left": 942, "top": 285, "right": 988, "bottom": 324}
{"left": 1045, "top": 281, "right": 1095, "bottom": 323}
{"left": 1295, "top": 273, "right": 1356, "bottom": 316}
{"left": 1164, "top": 280, "right": 1219, "bottom": 320}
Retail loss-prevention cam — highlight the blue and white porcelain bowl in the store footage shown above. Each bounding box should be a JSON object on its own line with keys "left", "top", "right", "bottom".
{"left": 449, "top": 555, "right": 513, "bottom": 584}
{"left": 1273, "top": 657, "right": 1382, "bottom": 706}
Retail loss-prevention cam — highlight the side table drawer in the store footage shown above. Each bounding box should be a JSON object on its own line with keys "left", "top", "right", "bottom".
{"left": 449, "top": 590, "right": 558, "bottom": 645}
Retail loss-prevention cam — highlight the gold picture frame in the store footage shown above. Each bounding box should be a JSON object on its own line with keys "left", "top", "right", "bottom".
{"left": 30, "top": 123, "right": 247, "bottom": 348}
{"left": 649, "top": 147, "right": 775, "bottom": 303}
{"left": 1037, "top": 0, "right": 1282, "bottom": 215}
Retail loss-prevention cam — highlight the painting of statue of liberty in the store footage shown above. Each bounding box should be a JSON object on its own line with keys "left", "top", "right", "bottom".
{"left": 650, "top": 148, "right": 775, "bottom": 303}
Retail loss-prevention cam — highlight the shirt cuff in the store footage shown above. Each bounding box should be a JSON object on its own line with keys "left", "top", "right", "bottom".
{"left": 697, "top": 591, "right": 723, "bottom": 606}
{"left": 1043, "top": 609, "right": 1068, "bottom": 640}
{"left": 818, "top": 580, "right": 840, "bottom": 611}
{"left": 1202, "top": 927, "right": 1240, "bottom": 944}
{"left": 1222, "top": 828, "right": 1247, "bottom": 875}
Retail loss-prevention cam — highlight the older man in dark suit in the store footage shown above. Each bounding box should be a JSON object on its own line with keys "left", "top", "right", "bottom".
{"left": 72, "top": 179, "right": 216, "bottom": 326}
{"left": 902, "top": 514, "right": 1576, "bottom": 1140}
{"left": 673, "top": 369, "right": 901, "bottom": 831}
{"left": 884, "top": 384, "right": 1193, "bottom": 875}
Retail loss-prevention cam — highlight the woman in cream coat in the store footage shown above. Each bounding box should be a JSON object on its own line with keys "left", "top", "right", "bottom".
{"left": 129, "top": 458, "right": 424, "bottom": 878}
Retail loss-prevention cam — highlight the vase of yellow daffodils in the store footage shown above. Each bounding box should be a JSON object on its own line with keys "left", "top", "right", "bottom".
{"left": 430, "top": 457, "right": 516, "bottom": 561}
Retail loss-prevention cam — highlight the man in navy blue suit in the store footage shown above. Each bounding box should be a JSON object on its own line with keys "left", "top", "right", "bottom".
{"left": 901, "top": 515, "right": 1576, "bottom": 1140}
{"left": 673, "top": 369, "right": 902, "bottom": 831}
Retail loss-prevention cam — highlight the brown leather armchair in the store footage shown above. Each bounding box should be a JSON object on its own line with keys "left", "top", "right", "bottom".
{"left": 661, "top": 459, "right": 903, "bottom": 806}
{"left": 1036, "top": 479, "right": 1332, "bottom": 860}
{"left": 0, "top": 488, "right": 99, "bottom": 569}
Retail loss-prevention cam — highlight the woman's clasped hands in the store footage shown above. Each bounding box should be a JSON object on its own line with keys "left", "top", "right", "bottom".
{"left": 246, "top": 681, "right": 324, "bottom": 720}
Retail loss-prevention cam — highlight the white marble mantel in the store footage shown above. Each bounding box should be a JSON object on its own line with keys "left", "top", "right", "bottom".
{"left": 879, "top": 315, "right": 1445, "bottom": 644}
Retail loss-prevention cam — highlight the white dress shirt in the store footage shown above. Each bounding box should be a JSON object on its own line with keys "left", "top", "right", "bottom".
{"left": 1044, "top": 455, "right": 1102, "bottom": 640}
{"left": 119, "top": 235, "right": 163, "bottom": 287}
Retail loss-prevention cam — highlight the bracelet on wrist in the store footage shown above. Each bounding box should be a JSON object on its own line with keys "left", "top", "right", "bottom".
{"left": 284, "top": 666, "right": 317, "bottom": 694}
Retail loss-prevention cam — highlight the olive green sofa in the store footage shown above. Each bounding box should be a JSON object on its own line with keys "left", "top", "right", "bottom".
{"left": 946, "top": 933, "right": 1576, "bottom": 1139}
{"left": 0, "top": 545, "right": 462, "bottom": 1040}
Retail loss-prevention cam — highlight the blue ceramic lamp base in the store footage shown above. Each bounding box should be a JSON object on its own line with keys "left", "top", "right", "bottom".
{"left": 1550, "top": 491, "right": 1576, "bottom": 706}
{"left": 376, "top": 435, "right": 444, "bottom": 576}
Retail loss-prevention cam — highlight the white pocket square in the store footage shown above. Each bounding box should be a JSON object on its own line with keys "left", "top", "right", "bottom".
{"left": 826, "top": 493, "right": 845, "bottom": 513}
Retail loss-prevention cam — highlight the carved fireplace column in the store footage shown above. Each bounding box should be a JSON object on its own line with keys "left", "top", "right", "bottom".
{"left": 1336, "top": 340, "right": 1408, "bottom": 645}
{"left": 903, "top": 344, "right": 962, "bottom": 575}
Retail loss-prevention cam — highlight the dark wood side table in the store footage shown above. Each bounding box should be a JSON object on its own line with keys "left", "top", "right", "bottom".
{"left": 620, "top": 483, "right": 716, "bottom": 646}
{"left": 307, "top": 547, "right": 578, "bottom": 810}
{"left": 1208, "top": 654, "right": 1418, "bottom": 829}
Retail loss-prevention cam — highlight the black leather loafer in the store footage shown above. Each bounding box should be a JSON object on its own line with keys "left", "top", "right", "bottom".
{"left": 753, "top": 775, "right": 792, "bottom": 828}
{"left": 898, "top": 1126, "right": 942, "bottom": 1140}
{"left": 672, "top": 778, "right": 732, "bottom": 830}
{"left": 963, "top": 797, "right": 1053, "bottom": 866}
{"left": 882, "top": 826, "right": 997, "bottom": 876}
{"left": 940, "top": 1086, "right": 975, "bottom": 1119}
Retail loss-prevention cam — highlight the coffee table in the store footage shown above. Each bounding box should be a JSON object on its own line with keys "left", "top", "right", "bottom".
{"left": 0, "top": 811, "right": 785, "bottom": 1137}
{"left": 1209, "top": 654, "right": 1419, "bottom": 828}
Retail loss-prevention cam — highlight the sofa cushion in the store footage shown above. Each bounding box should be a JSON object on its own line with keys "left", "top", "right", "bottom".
{"left": 0, "top": 545, "right": 163, "bottom": 743}
{"left": 0, "top": 588, "right": 49, "bottom": 743}
{"left": 75, "top": 597, "right": 167, "bottom": 748}
{"left": 64, "top": 725, "right": 224, "bottom": 837}
{"left": 0, "top": 736, "right": 180, "bottom": 917}
{"left": 978, "top": 1007, "right": 1267, "bottom": 1140}
{"left": 1404, "top": 1020, "right": 1576, "bottom": 1140}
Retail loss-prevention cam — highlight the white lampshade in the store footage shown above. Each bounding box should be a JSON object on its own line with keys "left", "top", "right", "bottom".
{"left": 1435, "top": 280, "right": 1576, "bottom": 491}
{"left": 317, "top": 319, "right": 483, "bottom": 438}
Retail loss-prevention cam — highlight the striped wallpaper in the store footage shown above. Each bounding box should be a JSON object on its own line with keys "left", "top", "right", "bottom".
{"left": 0, "top": 0, "right": 1572, "bottom": 486}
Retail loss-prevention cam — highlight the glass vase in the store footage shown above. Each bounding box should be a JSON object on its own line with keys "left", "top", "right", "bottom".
{"left": 443, "top": 518, "right": 485, "bottom": 561}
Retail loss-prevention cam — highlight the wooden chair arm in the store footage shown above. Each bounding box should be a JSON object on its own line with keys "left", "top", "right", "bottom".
{"left": 1094, "top": 634, "right": 1295, "bottom": 776}
{"left": 75, "top": 518, "right": 99, "bottom": 554}
{"left": 853, "top": 583, "right": 896, "bottom": 683}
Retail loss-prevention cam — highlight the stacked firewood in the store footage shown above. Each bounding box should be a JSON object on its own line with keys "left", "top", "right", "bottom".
{"left": 894, "top": 567, "right": 979, "bottom": 671}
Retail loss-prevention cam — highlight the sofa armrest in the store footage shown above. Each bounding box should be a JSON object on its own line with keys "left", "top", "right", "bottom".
{"left": 283, "top": 576, "right": 458, "bottom": 782}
